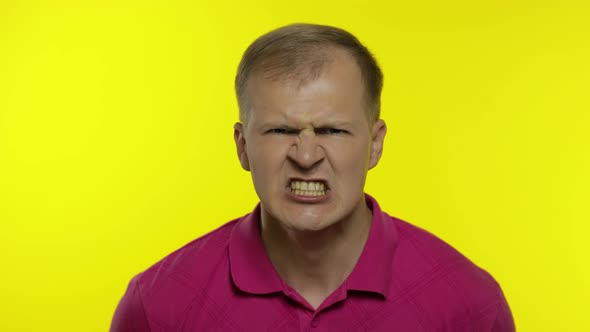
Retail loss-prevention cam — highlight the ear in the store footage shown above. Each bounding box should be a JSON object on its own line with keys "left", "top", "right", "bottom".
{"left": 368, "top": 119, "right": 387, "bottom": 170}
{"left": 234, "top": 122, "right": 251, "bottom": 171}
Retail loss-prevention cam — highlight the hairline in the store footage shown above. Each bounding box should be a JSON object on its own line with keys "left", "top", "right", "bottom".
{"left": 237, "top": 45, "right": 379, "bottom": 128}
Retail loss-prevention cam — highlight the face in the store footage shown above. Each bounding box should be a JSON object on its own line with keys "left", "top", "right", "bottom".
{"left": 234, "top": 48, "right": 386, "bottom": 233}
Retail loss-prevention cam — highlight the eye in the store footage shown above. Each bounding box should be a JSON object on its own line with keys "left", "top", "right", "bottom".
{"left": 267, "top": 128, "right": 298, "bottom": 135}
{"left": 315, "top": 128, "right": 347, "bottom": 135}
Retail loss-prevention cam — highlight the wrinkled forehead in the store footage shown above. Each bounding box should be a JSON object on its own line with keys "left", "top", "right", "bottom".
{"left": 245, "top": 55, "right": 368, "bottom": 128}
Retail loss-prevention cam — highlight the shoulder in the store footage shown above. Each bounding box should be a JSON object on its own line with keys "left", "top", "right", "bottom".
{"left": 387, "top": 215, "right": 514, "bottom": 330}
{"left": 138, "top": 217, "right": 240, "bottom": 289}
{"left": 111, "top": 216, "right": 244, "bottom": 331}
{"left": 390, "top": 215, "right": 498, "bottom": 290}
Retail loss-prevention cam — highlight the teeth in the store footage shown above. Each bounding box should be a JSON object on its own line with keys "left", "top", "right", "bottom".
{"left": 294, "top": 189, "right": 325, "bottom": 196}
{"left": 290, "top": 181, "right": 327, "bottom": 196}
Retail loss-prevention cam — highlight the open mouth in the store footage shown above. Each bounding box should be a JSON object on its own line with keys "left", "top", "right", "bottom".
{"left": 290, "top": 180, "right": 328, "bottom": 197}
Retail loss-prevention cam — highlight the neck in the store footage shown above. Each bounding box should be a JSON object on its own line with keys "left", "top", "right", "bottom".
{"left": 260, "top": 199, "right": 373, "bottom": 309}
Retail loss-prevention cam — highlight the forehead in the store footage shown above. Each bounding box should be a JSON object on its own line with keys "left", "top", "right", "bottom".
{"left": 245, "top": 48, "right": 367, "bottom": 125}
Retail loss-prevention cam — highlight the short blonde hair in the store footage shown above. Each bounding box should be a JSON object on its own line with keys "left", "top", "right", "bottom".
{"left": 235, "top": 23, "right": 383, "bottom": 125}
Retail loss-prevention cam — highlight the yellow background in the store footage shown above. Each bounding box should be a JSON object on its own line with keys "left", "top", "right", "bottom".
{"left": 1, "top": 0, "right": 588, "bottom": 331}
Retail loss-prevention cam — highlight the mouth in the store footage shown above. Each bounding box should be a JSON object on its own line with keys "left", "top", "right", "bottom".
{"left": 289, "top": 179, "right": 328, "bottom": 197}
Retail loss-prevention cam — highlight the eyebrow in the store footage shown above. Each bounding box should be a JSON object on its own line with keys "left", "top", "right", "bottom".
{"left": 258, "top": 121, "right": 354, "bottom": 130}
{"left": 315, "top": 121, "right": 354, "bottom": 128}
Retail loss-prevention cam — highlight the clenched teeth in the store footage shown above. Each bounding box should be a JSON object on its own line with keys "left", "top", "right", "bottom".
{"left": 290, "top": 181, "right": 326, "bottom": 196}
{"left": 291, "top": 181, "right": 325, "bottom": 191}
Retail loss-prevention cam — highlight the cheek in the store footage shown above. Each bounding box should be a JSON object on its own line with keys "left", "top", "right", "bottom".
{"left": 326, "top": 139, "right": 371, "bottom": 169}
{"left": 248, "top": 140, "right": 288, "bottom": 175}
{"left": 325, "top": 141, "right": 371, "bottom": 190}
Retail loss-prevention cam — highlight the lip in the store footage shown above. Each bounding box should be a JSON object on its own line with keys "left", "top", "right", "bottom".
{"left": 285, "top": 178, "right": 330, "bottom": 203}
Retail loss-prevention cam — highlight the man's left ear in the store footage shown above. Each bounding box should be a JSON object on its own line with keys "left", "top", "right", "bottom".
{"left": 368, "top": 119, "right": 387, "bottom": 170}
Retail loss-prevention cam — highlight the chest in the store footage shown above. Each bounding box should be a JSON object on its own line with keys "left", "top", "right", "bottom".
{"left": 150, "top": 294, "right": 438, "bottom": 332}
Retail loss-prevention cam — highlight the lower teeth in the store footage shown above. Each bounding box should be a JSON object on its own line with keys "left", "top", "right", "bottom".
{"left": 293, "top": 189, "right": 325, "bottom": 196}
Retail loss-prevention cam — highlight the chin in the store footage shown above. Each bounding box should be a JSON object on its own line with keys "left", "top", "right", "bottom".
{"left": 280, "top": 212, "right": 339, "bottom": 233}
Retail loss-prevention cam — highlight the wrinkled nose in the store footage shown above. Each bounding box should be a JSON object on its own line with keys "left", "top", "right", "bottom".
{"left": 287, "top": 130, "right": 325, "bottom": 170}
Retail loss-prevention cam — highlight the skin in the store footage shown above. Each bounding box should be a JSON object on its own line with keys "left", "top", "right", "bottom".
{"left": 234, "top": 47, "right": 387, "bottom": 309}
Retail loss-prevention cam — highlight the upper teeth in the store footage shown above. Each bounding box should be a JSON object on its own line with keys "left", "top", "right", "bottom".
{"left": 291, "top": 181, "right": 325, "bottom": 191}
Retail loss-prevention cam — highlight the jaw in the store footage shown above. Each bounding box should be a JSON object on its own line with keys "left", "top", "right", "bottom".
{"left": 260, "top": 191, "right": 335, "bottom": 234}
{"left": 257, "top": 175, "right": 369, "bottom": 236}
{"left": 265, "top": 186, "right": 348, "bottom": 234}
{"left": 259, "top": 192, "right": 371, "bottom": 255}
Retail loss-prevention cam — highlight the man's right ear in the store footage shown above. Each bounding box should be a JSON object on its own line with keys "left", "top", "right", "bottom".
{"left": 233, "top": 122, "right": 251, "bottom": 171}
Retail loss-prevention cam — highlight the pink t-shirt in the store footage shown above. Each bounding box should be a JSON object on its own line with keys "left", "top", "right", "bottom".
{"left": 111, "top": 194, "right": 515, "bottom": 331}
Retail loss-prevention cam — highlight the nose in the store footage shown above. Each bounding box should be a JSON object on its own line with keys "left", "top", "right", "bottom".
{"left": 287, "top": 129, "right": 325, "bottom": 170}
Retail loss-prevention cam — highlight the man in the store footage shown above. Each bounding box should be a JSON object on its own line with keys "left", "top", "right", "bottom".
{"left": 111, "top": 23, "right": 515, "bottom": 331}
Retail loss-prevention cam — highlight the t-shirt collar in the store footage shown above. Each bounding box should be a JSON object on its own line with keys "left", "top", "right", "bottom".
{"left": 228, "top": 194, "right": 398, "bottom": 297}
{"left": 344, "top": 194, "right": 398, "bottom": 297}
{"left": 228, "top": 204, "right": 284, "bottom": 294}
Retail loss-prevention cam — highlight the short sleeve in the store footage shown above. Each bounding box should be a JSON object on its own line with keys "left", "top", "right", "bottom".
{"left": 110, "top": 274, "right": 151, "bottom": 332}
